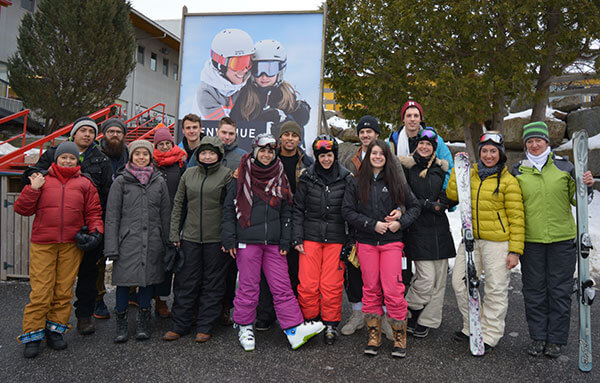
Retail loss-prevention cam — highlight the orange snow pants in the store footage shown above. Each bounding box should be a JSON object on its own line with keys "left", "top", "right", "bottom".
{"left": 297, "top": 240, "right": 345, "bottom": 323}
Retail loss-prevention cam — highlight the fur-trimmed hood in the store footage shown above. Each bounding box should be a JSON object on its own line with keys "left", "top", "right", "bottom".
{"left": 398, "top": 155, "right": 449, "bottom": 172}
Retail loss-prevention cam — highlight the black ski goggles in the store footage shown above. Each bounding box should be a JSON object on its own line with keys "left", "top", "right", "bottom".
{"left": 251, "top": 60, "right": 286, "bottom": 78}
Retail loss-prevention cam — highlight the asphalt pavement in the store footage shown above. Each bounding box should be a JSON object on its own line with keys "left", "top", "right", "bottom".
{"left": 0, "top": 274, "right": 598, "bottom": 382}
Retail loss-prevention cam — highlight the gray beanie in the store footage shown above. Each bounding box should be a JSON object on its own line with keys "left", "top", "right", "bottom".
{"left": 70, "top": 116, "right": 98, "bottom": 138}
{"left": 101, "top": 118, "right": 127, "bottom": 135}
{"left": 54, "top": 141, "right": 80, "bottom": 162}
{"left": 128, "top": 139, "right": 154, "bottom": 161}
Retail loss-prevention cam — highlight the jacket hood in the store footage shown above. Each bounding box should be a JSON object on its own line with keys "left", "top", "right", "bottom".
{"left": 193, "top": 136, "right": 225, "bottom": 162}
{"left": 398, "top": 155, "right": 449, "bottom": 172}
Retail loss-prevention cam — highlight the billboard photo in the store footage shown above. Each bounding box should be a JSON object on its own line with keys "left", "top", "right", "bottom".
{"left": 178, "top": 11, "right": 325, "bottom": 151}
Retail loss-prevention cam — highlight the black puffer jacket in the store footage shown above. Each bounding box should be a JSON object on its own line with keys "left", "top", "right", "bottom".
{"left": 156, "top": 162, "right": 186, "bottom": 205}
{"left": 292, "top": 163, "right": 353, "bottom": 246}
{"left": 342, "top": 174, "right": 421, "bottom": 246}
{"left": 399, "top": 155, "right": 456, "bottom": 261}
{"left": 221, "top": 179, "right": 292, "bottom": 252}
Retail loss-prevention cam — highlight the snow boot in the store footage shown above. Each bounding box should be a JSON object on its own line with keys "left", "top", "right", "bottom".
{"left": 135, "top": 308, "right": 151, "bottom": 340}
{"left": 389, "top": 318, "right": 407, "bottom": 358}
{"left": 114, "top": 311, "right": 128, "bottom": 343}
{"left": 45, "top": 329, "right": 67, "bottom": 350}
{"left": 341, "top": 309, "right": 364, "bottom": 335}
{"left": 364, "top": 314, "right": 382, "bottom": 356}
{"left": 284, "top": 321, "right": 325, "bottom": 350}
{"left": 23, "top": 340, "right": 41, "bottom": 358}
{"left": 527, "top": 340, "right": 546, "bottom": 356}
{"left": 236, "top": 324, "right": 255, "bottom": 351}
{"left": 544, "top": 343, "right": 561, "bottom": 358}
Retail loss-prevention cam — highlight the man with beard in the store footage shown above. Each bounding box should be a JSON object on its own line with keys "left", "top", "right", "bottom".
{"left": 93, "top": 118, "right": 129, "bottom": 319}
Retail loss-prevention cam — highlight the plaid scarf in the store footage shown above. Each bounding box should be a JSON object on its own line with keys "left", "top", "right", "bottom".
{"left": 126, "top": 162, "right": 153, "bottom": 185}
{"left": 235, "top": 152, "right": 292, "bottom": 229}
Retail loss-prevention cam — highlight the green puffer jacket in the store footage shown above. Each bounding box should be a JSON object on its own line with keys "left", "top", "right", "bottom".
{"left": 169, "top": 136, "right": 232, "bottom": 244}
{"left": 511, "top": 153, "right": 576, "bottom": 243}
{"left": 447, "top": 163, "right": 525, "bottom": 255}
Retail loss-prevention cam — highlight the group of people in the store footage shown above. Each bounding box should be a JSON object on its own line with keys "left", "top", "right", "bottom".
{"left": 15, "top": 101, "right": 594, "bottom": 362}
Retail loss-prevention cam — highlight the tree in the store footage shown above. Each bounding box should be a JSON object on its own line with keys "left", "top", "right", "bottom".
{"left": 8, "top": 0, "right": 136, "bottom": 134}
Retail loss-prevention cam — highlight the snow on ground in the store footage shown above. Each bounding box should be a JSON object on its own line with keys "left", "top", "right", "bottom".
{"left": 556, "top": 132, "right": 600, "bottom": 151}
{"left": 504, "top": 106, "right": 562, "bottom": 122}
{"left": 447, "top": 189, "right": 600, "bottom": 280}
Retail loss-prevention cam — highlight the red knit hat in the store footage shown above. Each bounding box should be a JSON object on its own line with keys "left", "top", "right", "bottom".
{"left": 401, "top": 100, "right": 423, "bottom": 121}
{"left": 153, "top": 124, "right": 174, "bottom": 145}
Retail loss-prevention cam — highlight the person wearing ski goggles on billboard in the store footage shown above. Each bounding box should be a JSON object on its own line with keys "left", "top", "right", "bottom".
{"left": 397, "top": 128, "right": 456, "bottom": 339}
{"left": 229, "top": 39, "right": 311, "bottom": 133}
{"left": 193, "top": 28, "right": 254, "bottom": 120}
{"left": 446, "top": 131, "right": 525, "bottom": 354}
{"left": 511, "top": 121, "right": 594, "bottom": 358}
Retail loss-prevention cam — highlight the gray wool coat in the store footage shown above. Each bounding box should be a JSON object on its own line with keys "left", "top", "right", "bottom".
{"left": 104, "top": 168, "right": 171, "bottom": 287}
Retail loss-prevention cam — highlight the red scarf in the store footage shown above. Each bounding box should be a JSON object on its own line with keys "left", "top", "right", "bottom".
{"left": 235, "top": 152, "right": 292, "bottom": 229}
{"left": 153, "top": 146, "right": 187, "bottom": 167}
{"left": 50, "top": 163, "right": 81, "bottom": 184}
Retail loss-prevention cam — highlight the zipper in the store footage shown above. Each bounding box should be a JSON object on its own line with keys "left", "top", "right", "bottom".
{"left": 497, "top": 212, "right": 506, "bottom": 233}
{"left": 60, "top": 183, "right": 65, "bottom": 243}
{"left": 476, "top": 180, "right": 483, "bottom": 238}
{"left": 199, "top": 171, "right": 207, "bottom": 242}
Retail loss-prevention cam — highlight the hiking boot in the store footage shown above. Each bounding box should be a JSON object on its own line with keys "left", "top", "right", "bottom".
{"left": 162, "top": 331, "right": 180, "bottom": 341}
{"left": 236, "top": 324, "right": 255, "bottom": 351}
{"left": 23, "top": 340, "right": 41, "bottom": 358}
{"left": 324, "top": 325, "right": 338, "bottom": 345}
{"left": 284, "top": 321, "right": 325, "bottom": 350}
{"left": 154, "top": 297, "right": 171, "bottom": 319}
{"left": 114, "top": 311, "right": 128, "bottom": 343}
{"left": 195, "top": 332, "right": 211, "bottom": 343}
{"left": 382, "top": 313, "right": 394, "bottom": 341}
{"left": 364, "top": 314, "right": 382, "bottom": 356}
{"left": 45, "top": 329, "right": 67, "bottom": 350}
{"left": 254, "top": 319, "right": 272, "bottom": 331}
{"left": 527, "top": 340, "right": 546, "bottom": 356}
{"left": 77, "top": 316, "right": 95, "bottom": 335}
{"left": 406, "top": 308, "right": 423, "bottom": 334}
{"left": 413, "top": 324, "right": 430, "bottom": 338}
{"left": 453, "top": 330, "right": 468, "bottom": 342}
{"left": 341, "top": 310, "right": 364, "bottom": 335}
{"left": 135, "top": 308, "right": 151, "bottom": 341}
{"left": 544, "top": 343, "right": 561, "bottom": 358}
{"left": 93, "top": 299, "right": 110, "bottom": 319}
{"left": 389, "top": 318, "right": 407, "bottom": 358}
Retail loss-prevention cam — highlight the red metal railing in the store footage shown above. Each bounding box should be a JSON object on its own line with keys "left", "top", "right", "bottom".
{"left": 0, "top": 109, "right": 30, "bottom": 150}
{"left": 138, "top": 122, "right": 175, "bottom": 141}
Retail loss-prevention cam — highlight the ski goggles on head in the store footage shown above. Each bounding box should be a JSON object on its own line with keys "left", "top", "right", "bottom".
{"left": 251, "top": 60, "right": 286, "bottom": 78}
{"left": 314, "top": 139, "right": 334, "bottom": 151}
{"left": 211, "top": 50, "right": 252, "bottom": 72}
{"left": 480, "top": 132, "right": 504, "bottom": 146}
{"left": 418, "top": 128, "right": 438, "bottom": 140}
{"left": 255, "top": 135, "right": 278, "bottom": 150}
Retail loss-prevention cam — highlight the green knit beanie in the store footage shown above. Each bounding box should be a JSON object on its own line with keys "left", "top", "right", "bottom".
{"left": 522, "top": 121, "right": 549, "bottom": 143}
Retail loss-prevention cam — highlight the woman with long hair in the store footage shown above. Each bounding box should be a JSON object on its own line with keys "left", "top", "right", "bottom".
{"left": 342, "top": 139, "right": 421, "bottom": 358}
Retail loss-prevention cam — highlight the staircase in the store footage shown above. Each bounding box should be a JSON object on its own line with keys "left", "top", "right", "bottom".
{"left": 0, "top": 103, "right": 175, "bottom": 173}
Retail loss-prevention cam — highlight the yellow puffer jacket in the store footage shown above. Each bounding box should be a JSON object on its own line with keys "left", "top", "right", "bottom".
{"left": 446, "top": 164, "right": 525, "bottom": 255}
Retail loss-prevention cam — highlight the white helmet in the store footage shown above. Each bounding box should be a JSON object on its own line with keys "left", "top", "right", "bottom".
{"left": 251, "top": 40, "right": 287, "bottom": 85}
{"left": 210, "top": 29, "right": 255, "bottom": 74}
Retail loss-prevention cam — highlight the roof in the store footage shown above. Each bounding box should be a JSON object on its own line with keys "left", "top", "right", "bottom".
{"left": 130, "top": 7, "right": 180, "bottom": 51}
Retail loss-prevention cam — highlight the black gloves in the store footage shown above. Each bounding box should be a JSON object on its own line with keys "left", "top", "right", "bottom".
{"left": 422, "top": 199, "right": 446, "bottom": 215}
{"left": 164, "top": 243, "right": 184, "bottom": 273}
{"left": 74, "top": 226, "right": 103, "bottom": 252}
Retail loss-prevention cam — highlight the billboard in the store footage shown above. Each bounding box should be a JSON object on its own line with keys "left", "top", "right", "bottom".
{"left": 177, "top": 11, "right": 325, "bottom": 152}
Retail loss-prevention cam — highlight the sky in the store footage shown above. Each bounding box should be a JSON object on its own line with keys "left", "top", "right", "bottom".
{"left": 129, "top": 0, "right": 324, "bottom": 20}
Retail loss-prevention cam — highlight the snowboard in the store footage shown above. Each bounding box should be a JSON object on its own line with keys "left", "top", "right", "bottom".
{"left": 454, "top": 152, "right": 485, "bottom": 356}
{"left": 573, "top": 130, "right": 594, "bottom": 372}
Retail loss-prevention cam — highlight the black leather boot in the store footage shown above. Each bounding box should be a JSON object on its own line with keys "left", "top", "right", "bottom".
{"left": 135, "top": 309, "right": 151, "bottom": 340}
{"left": 114, "top": 311, "right": 128, "bottom": 343}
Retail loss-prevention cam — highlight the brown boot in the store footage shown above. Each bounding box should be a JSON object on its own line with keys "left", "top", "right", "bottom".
{"left": 389, "top": 318, "right": 407, "bottom": 358}
{"left": 364, "top": 314, "right": 382, "bottom": 356}
{"left": 154, "top": 297, "right": 171, "bottom": 319}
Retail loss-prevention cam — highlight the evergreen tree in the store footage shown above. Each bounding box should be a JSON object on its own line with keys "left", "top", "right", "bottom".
{"left": 8, "top": 0, "right": 136, "bottom": 134}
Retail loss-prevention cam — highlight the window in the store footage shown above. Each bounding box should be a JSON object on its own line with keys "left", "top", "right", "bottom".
{"left": 137, "top": 46, "right": 145, "bottom": 65}
{"left": 173, "top": 64, "right": 179, "bottom": 81}
{"left": 163, "top": 58, "right": 169, "bottom": 76}
{"left": 21, "top": 0, "right": 35, "bottom": 12}
{"left": 150, "top": 53, "right": 157, "bottom": 71}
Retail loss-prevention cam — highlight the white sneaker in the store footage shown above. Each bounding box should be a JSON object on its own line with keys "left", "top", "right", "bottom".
{"left": 284, "top": 321, "right": 325, "bottom": 350}
{"left": 236, "top": 324, "right": 255, "bottom": 351}
{"left": 341, "top": 310, "right": 365, "bottom": 335}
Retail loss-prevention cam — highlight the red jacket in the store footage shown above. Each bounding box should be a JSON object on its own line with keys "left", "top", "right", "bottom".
{"left": 14, "top": 166, "right": 103, "bottom": 244}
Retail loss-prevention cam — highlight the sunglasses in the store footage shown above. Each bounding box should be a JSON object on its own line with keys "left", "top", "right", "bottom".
{"left": 418, "top": 128, "right": 438, "bottom": 140}
{"left": 251, "top": 60, "right": 285, "bottom": 78}
{"left": 480, "top": 132, "right": 504, "bottom": 146}
{"left": 314, "top": 139, "right": 334, "bottom": 151}
{"left": 211, "top": 50, "right": 252, "bottom": 72}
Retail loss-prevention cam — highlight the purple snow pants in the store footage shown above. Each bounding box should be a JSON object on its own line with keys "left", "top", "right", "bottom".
{"left": 233, "top": 244, "right": 304, "bottom": 330}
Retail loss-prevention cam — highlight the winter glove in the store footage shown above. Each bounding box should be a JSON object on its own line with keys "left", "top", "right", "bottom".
{"left": 258, "top": 107, "right": 287, "bottom": 123}
{"left": 422, "top": 199, "right": 446, "bottom": 215}
{"left": 164, "top": 243, "right": 181, "bottom": 272}
{"left": 75, "top": 226, "right": 103, "bottom": 252}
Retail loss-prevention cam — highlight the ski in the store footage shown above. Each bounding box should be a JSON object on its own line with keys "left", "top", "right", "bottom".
{"left": 454, "top": 152, "right": 484, "bottom": 356}
{"left": 573, "top": 130, "right": 594, "bottom": 372}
